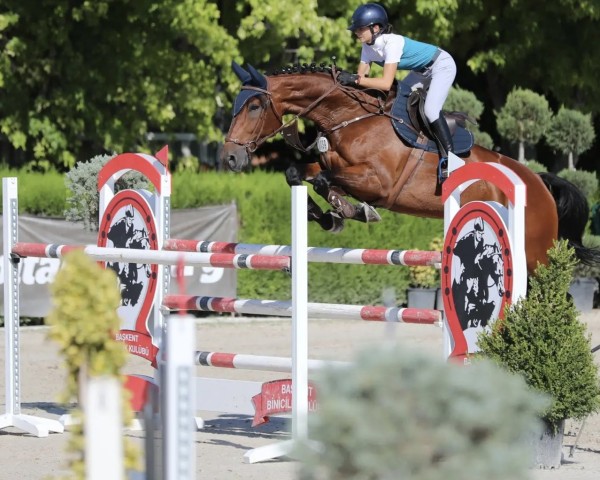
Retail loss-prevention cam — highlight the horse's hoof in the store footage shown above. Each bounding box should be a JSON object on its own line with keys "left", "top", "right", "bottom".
{"left": 358, "top": 203, "right": 381, "bottom": 222}
{"left": 327, "top": 212, "right": 345, "bottom": 234}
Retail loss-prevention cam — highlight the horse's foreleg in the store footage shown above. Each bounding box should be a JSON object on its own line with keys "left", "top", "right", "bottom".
{"left": 312, "top": 166, "right": 382, "bottom": 223}
{"left": 285, "top": 164, "right": 344, "bottom": 233}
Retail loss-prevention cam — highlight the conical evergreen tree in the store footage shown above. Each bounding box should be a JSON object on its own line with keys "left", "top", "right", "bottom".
{"left": 478, "top": 240, "right": 600, "bottom": 431}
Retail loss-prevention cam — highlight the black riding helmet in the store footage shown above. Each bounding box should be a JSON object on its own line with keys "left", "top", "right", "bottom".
{"left": 347, "top": 3, "right": 389, "bottom": 32}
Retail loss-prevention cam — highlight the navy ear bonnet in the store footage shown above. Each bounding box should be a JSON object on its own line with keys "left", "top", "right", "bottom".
{"left": 231, "top": 62, "right": 268, "bottom": 117}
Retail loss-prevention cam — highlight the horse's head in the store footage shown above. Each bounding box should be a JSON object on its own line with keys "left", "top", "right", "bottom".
{"left": 482, "top": 244, "right": 505, "bottom": 297}
{"left": 221, "top": 62, "right": 284, "bottom": 172}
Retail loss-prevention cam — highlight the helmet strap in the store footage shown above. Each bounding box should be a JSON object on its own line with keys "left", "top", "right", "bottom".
{"left": 367, "top": 25, "right": 382, "bottom": 46}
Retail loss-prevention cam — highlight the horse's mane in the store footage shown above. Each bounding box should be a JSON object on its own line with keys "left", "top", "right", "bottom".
{"left": 267, "top": 62, "right": 397, "bottom": 104}
{"left": 267, "top": 62, "right": 333, "bottom": 76}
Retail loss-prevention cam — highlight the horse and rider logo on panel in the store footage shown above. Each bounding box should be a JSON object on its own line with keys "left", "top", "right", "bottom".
{"left": 106, "top": 204, "right": 152, "bottom": 307}
{"left": 442, "top": 201, "right": 513, "bottom": 360}
{"left": 98, "top": 190, "right": 158, "bottom": 336}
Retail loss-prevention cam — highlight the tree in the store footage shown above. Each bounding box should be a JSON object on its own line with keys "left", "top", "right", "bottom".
{"left": 545, "top": 107, "right": 596, "bottom": 170}
{"left": 496, "top": 88, "right": 552, "bottom": 162}
{"left": 0, "top": 0, "right": 358, "bottom": 170}
{"left": 0, "top": 0, "right": 240, "bottom": 169}
{"left": 445, "top": 85, "right": 494, "bottom": 149}
{"left": 451, "top": 1, "right": 600, "bottom": 114}
{"left": 2, "top": 1, "right": 600, "bottom": 171}
{"left": 478, "top": 241, "right": 600, "bottom": 451}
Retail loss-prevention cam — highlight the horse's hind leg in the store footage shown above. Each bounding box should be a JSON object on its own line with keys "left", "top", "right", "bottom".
{"left": 285, "top": 164, "right": 344, "bottom": 233}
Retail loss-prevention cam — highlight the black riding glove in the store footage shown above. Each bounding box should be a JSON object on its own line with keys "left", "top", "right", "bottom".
{"left": 338, "top": 72, "right": 359, "bottom": 86}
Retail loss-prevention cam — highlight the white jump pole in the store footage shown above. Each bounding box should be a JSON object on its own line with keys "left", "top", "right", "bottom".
{"left": 242, "top": 185, "right": 308, "bottom": 464}
{"left": 85, "top": 377, "right": 123, "bottom": 479}
{"left": 0, "top": 177, "right": 64, "bottom": 437}
{"left": 163, "top": 315, "right": 196, "bottom": 480}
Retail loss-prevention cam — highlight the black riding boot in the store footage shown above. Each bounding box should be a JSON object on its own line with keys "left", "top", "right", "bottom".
{"left": 430, "top": 116, "right": 455, "bottom": 183}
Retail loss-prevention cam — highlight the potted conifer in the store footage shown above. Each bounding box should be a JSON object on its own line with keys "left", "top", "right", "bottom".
{"left": 569, "top": 235, "right": 600, "bottom": 311}
{"left": 478, "top": 241, "right": 600, "bottom": 468}
{"left": 406, "top": 237, "right": 442, "bottom": 310}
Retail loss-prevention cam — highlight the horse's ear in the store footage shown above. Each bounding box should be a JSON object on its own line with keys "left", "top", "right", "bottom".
{"left": 247, "top": 64, "right": 268, "bottom": 89}
{"left": 232, "top": 61, "right": 252, "bottom": 85}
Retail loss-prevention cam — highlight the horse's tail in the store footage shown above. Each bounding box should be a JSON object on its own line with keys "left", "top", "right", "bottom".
{"left": 539, "top": 172, "right": 600, "bottom": 265}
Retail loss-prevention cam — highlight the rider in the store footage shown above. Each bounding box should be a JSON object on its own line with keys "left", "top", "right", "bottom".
{"left": 339, "top": 2, "right": 457, "bottom": 183}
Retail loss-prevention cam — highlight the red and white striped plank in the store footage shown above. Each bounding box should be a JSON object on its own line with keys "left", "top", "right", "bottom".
{"left": 11, "top": 243, "right": 290, "bottom": 271}
{"left": 164, "top": 295, "right": 441, "bottom": 325}
{"left": 165, "top": 239, "right": 441, "bottom": 268}
{"left": 195, "top": 351, "right": 348, "bottom": 373}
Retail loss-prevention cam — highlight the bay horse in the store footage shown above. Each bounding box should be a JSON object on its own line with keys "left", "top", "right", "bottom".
{"left": 221, "top": 62, "right": 600, "bottom": 274}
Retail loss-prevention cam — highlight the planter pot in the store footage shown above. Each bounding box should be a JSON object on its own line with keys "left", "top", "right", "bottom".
{"left": 527, "top": 419, "right": 565, "bottom": 469}
{"left": 568, "top": 277, "right": 598, "bottom": 312}
{"left": 435, "top": 287, "right": 444, "bottom": 312}
{"left": 407, "top": 287, "right": 437, "bottom": 310}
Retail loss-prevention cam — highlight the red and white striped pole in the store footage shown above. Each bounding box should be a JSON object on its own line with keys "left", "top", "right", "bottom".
{"left": 163, "top": 295, "right": 441, "bottom": 325}
{"left": 11, "top": 243, "right": 290, "bottom": 271}
{"left": 165, "top": 239, "right": 441, "bottom": 267}
{"left": 195, "top": 350, "right": 348, "bottom": 373}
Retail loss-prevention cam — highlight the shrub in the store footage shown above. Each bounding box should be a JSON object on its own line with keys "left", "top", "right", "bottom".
{"left": 496, "top": 88, "right": 552, "bottom": 162}
{"left": 478, "top": 241, "right": 600, "bottom": 432}
{"left": 472, "top": 129, "right": 494, "bottom": 150}
{"left": 64, "top": 154, "right": 149, "bottom": 231}
{"left": 573, "top": 234, "right": 600, "bottom": 278}
{"left": 557, "top": 168, "right": 598, "bottom": 203}
{"left": 297, "top": 346, "right": 547, "bottom": 480}
{"left": 46, "top": 251, "right": 140, "bottom": 477}
{"left": 545, "top": 107, "right": 595, "bottom": 170}
{"left": 0, "top": 167, "right": 66, "bottom": 216}
{"left": 407, "top": 237, "right": 442, "bottom": 288}
{"left": 445, "top": 85, "right": 484, "bottom": 119}
{"left": 525, "top": 160, "right": 548, "bottom": 173}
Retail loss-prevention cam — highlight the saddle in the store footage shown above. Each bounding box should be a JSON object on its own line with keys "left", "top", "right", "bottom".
{"left": 390, "top": 73, "right": 476, "bottom": 155}
{"left": 407, "top": 88, "right": 475, "bottom": 139}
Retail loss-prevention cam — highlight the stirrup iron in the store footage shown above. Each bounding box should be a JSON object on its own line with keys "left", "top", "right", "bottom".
{"left": 438, "top": 157, "right": 449, "bottom": 184}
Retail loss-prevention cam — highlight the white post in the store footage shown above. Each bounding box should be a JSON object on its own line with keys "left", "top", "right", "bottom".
{"left": 243, "top": 185, "right": 309, "bottom": 463}
{"left": 3, "top": 177, "right": 19, "bottom": 417}
{"left": 0, "top": 177, "right": 64, "bottom": 437}
{"left": 292, "top": 185, "right": 309, "bottom": 440}
{"left": 510, "top": 183, "right": 528, "bottom": 302}
{"left": 85, "top": 377, "right": 123, "bottom": 480}
{"left": 163, "top": 315, "right": 196, "bottom": 480}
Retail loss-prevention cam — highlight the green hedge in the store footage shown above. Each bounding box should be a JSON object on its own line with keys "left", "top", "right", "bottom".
{"left": 0, "top": 168, "right": 67, "bottom": 216}
{"left": 3, "top": 169, "right": 442, "bottom": 305}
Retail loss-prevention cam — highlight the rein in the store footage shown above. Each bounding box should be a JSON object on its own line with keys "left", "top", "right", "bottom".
{"left": 226, "top": 76, "right": 417, "bottom": 155}
{"left": 225, "top": 82, "right": 340, "bottom": 153}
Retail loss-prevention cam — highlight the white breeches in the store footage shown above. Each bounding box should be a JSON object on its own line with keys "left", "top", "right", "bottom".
{"left": 422, "top": 50, "right": 456, "bottom": 122}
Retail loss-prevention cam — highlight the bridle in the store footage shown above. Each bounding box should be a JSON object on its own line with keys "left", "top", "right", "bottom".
{"left": 224, "top": 85, "right": 287, "bottom": 153}
{"left": 224, "top": 72, "right": 395, "bottom": 155}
